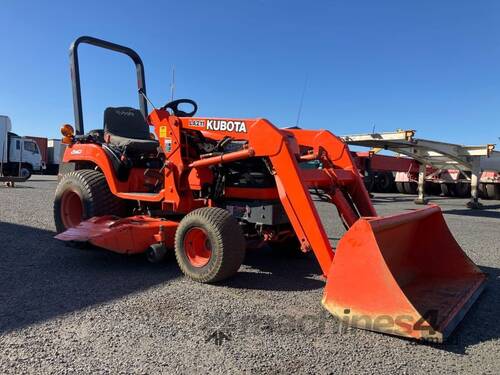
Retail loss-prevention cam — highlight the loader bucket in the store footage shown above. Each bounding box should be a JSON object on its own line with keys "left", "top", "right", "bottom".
{"left": 322, "top": 205, "right": 486, "bottom": 342}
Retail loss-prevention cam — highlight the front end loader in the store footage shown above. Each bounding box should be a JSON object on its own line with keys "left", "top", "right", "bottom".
{"left": 54, "top": 36, "right": 486, "bottom": 342}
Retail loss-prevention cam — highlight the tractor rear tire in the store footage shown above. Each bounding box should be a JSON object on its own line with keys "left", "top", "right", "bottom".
{"left": 174, "top": 207, "right": 246, "bottom": 283}
{"left": 54, "top": 169, "right": 125, "bottom": 233}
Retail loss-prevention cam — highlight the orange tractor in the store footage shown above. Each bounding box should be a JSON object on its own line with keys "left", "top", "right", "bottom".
{"left": 55, "top": 36, "right": 486, "bottom": 342}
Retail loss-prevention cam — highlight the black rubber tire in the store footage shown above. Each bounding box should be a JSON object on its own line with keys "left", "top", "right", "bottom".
{"left": 455, "top": 182, "right": 471, "bottom": 198}
{"left": 20, "top": 166, "right": 32, "bottom": 180}
{"left": 363, "top": 175, "right": 375, "bottom": 193}
{"left": 375, "top": 173, "right": 395, "bottom": 193}
{"left": 403, "top": 182, "right": 418, "bottom": 195}
{"left": 478, "top": 183, "right": 488, "bottom": 199}
{"left": 485, "top": 183, "right": 500, "bottom": 200}
{"left": 53, "top": 169, "right": 125, "bottom": 233}
{"left": 174, "top": 207, "right": 246, "bottom": 283}
{"left": 424, "top": 182, "right": 439, "bottom": 196}
{"left": 146, "top": 244, "right": 168, "bottom": 263}
{"left": 395, "top": 182, "right": 405, "bottom": 194}
{"left": 440, "top": 183, "right": 456, "bottom": 197}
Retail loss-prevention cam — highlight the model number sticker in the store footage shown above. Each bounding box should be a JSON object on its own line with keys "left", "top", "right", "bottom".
{"left": 189, "top": 120, "right": 205, "bottom": 128}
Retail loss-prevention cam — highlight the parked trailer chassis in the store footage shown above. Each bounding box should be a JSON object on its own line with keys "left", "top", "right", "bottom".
{"left": 342, "top": 130, "right": 500, "bottom": 208}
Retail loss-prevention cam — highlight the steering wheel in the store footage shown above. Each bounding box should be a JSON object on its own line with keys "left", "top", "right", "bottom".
{"left": 161, "top": 99, "right": 198, "bottom": 117}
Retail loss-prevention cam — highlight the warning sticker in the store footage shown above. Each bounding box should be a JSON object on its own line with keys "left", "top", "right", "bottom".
{"left": 164, "top": 138, "right": 172, "bottom": 153}
{"left": 159, "top": 126, "right": 167, "bottom": 138}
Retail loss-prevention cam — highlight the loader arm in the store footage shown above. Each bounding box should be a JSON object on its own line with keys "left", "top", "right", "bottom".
{"left": 172, "top": 115, "right": 340, "bottom": 275}
{"left": 287, "top": 128, "right": 377, "bottom": 217}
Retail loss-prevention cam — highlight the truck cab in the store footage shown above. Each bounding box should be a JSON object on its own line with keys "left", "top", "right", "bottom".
{"left": 8, "top": 134, "right": 43, "bottom": 173}
{"left": 1, "top": 115, "right": 43, "bottom": 178}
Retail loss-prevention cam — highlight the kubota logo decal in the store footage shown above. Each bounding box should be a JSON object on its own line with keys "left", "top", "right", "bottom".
{"left": 207, "top": 120, "right": 247, "bottom": 133}
{"left": 189, "top": 119, "right": 247, "bottom": 133}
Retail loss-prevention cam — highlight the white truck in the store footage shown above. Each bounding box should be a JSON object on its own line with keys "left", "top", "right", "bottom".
{"left": 0, "top": 115, "right": 43, "bottom": 179}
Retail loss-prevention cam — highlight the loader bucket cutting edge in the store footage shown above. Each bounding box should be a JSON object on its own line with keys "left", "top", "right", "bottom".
{"left": 322, "top": 205, "right": 486, "bottom": 342}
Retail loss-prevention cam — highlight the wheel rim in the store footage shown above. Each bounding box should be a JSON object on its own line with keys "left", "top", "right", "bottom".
{"left": 60, "top": 189, "right": 83, "bottom": 228}
{"left": 20, "top": 168, "right": 30, "bottom": 178}
{"left": 183, "top": 227, "right": 212, "bottom": 267}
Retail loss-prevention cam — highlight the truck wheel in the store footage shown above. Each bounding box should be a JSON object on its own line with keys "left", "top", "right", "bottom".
{"left": 455, "top": 182, "right": 471, "bottom": 198}
{"left": 403, "top": 182, "right": 417, "bottom": 195}
{"left": 440, "top": 183, "right": 456, "bottom": 197}
{"left": 363, "top": 175, "right": 375, "bottom": 193}
{"left": 375, "top": 173, "right": 394, "bottom": 193}
{"left": 485, "top": 184, "right": 500, "bottom": 200}
{"left": 174, "top": 207, "right": 246, "bottom": 283}
{"left": 20, "top": 167, "right": 32, "bottom": 180}
{"left": 424, "top": 182, "right": 439, "bottom": 196}
{"left": 478, "top": 183, "right": 487, "bottom": 198}
{"left": 395, "top": 182, "right": 405, "bottom": 194}
{"left": 53, "top": 170, "right": 124, "bottom": 233}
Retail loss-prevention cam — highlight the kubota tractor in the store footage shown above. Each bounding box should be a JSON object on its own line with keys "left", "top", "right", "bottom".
{"left": 55, "top": 36, "right": 486, "bottom": 342}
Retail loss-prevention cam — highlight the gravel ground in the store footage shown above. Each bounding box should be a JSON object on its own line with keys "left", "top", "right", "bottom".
{"left": 0, "top": 176, "right": 499, "bottom": 374}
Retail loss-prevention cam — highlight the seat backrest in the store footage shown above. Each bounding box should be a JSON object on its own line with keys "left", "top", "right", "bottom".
{"left": 104, "top": 107, "right": 150, "bottom": 140}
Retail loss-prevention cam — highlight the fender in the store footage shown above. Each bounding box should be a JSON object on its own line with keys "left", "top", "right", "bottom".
{"left": 62, "top": 143, "right": 126, "bottom": 195}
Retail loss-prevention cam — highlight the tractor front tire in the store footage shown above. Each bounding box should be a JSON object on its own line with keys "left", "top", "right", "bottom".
{"left": 174, "top": 207, "right": 246, "bottom": 283}
{"left": 54, "top": 169, "right": 124, "bottom": 233}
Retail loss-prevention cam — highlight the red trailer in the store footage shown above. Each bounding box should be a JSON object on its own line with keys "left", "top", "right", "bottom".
{"left": 351, "top": 152, "right": 421, "bottom": 193}
{"left": 344, "top": 131, "right": 500, "bottom": 203}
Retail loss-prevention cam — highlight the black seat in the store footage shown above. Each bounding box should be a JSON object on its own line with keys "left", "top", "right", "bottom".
{"left": 103, "top": 107, "right": 159, "bottom": 153}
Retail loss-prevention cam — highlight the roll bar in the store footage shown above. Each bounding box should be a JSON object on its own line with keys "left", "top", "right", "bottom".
{"left": 69, "top": 36, "right": 148, "bottom": 135}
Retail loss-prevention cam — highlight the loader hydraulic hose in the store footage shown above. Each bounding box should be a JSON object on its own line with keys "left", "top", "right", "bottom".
{"left": 329, "top": 187, "right": 359, "bottom": 227}
{"left": 188, "top": 148, "right": 255, "bottom": 168}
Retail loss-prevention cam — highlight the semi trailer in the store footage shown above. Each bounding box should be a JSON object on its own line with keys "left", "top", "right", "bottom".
{"left": 344, "top": 131, "right": 500, "bottom": 203}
